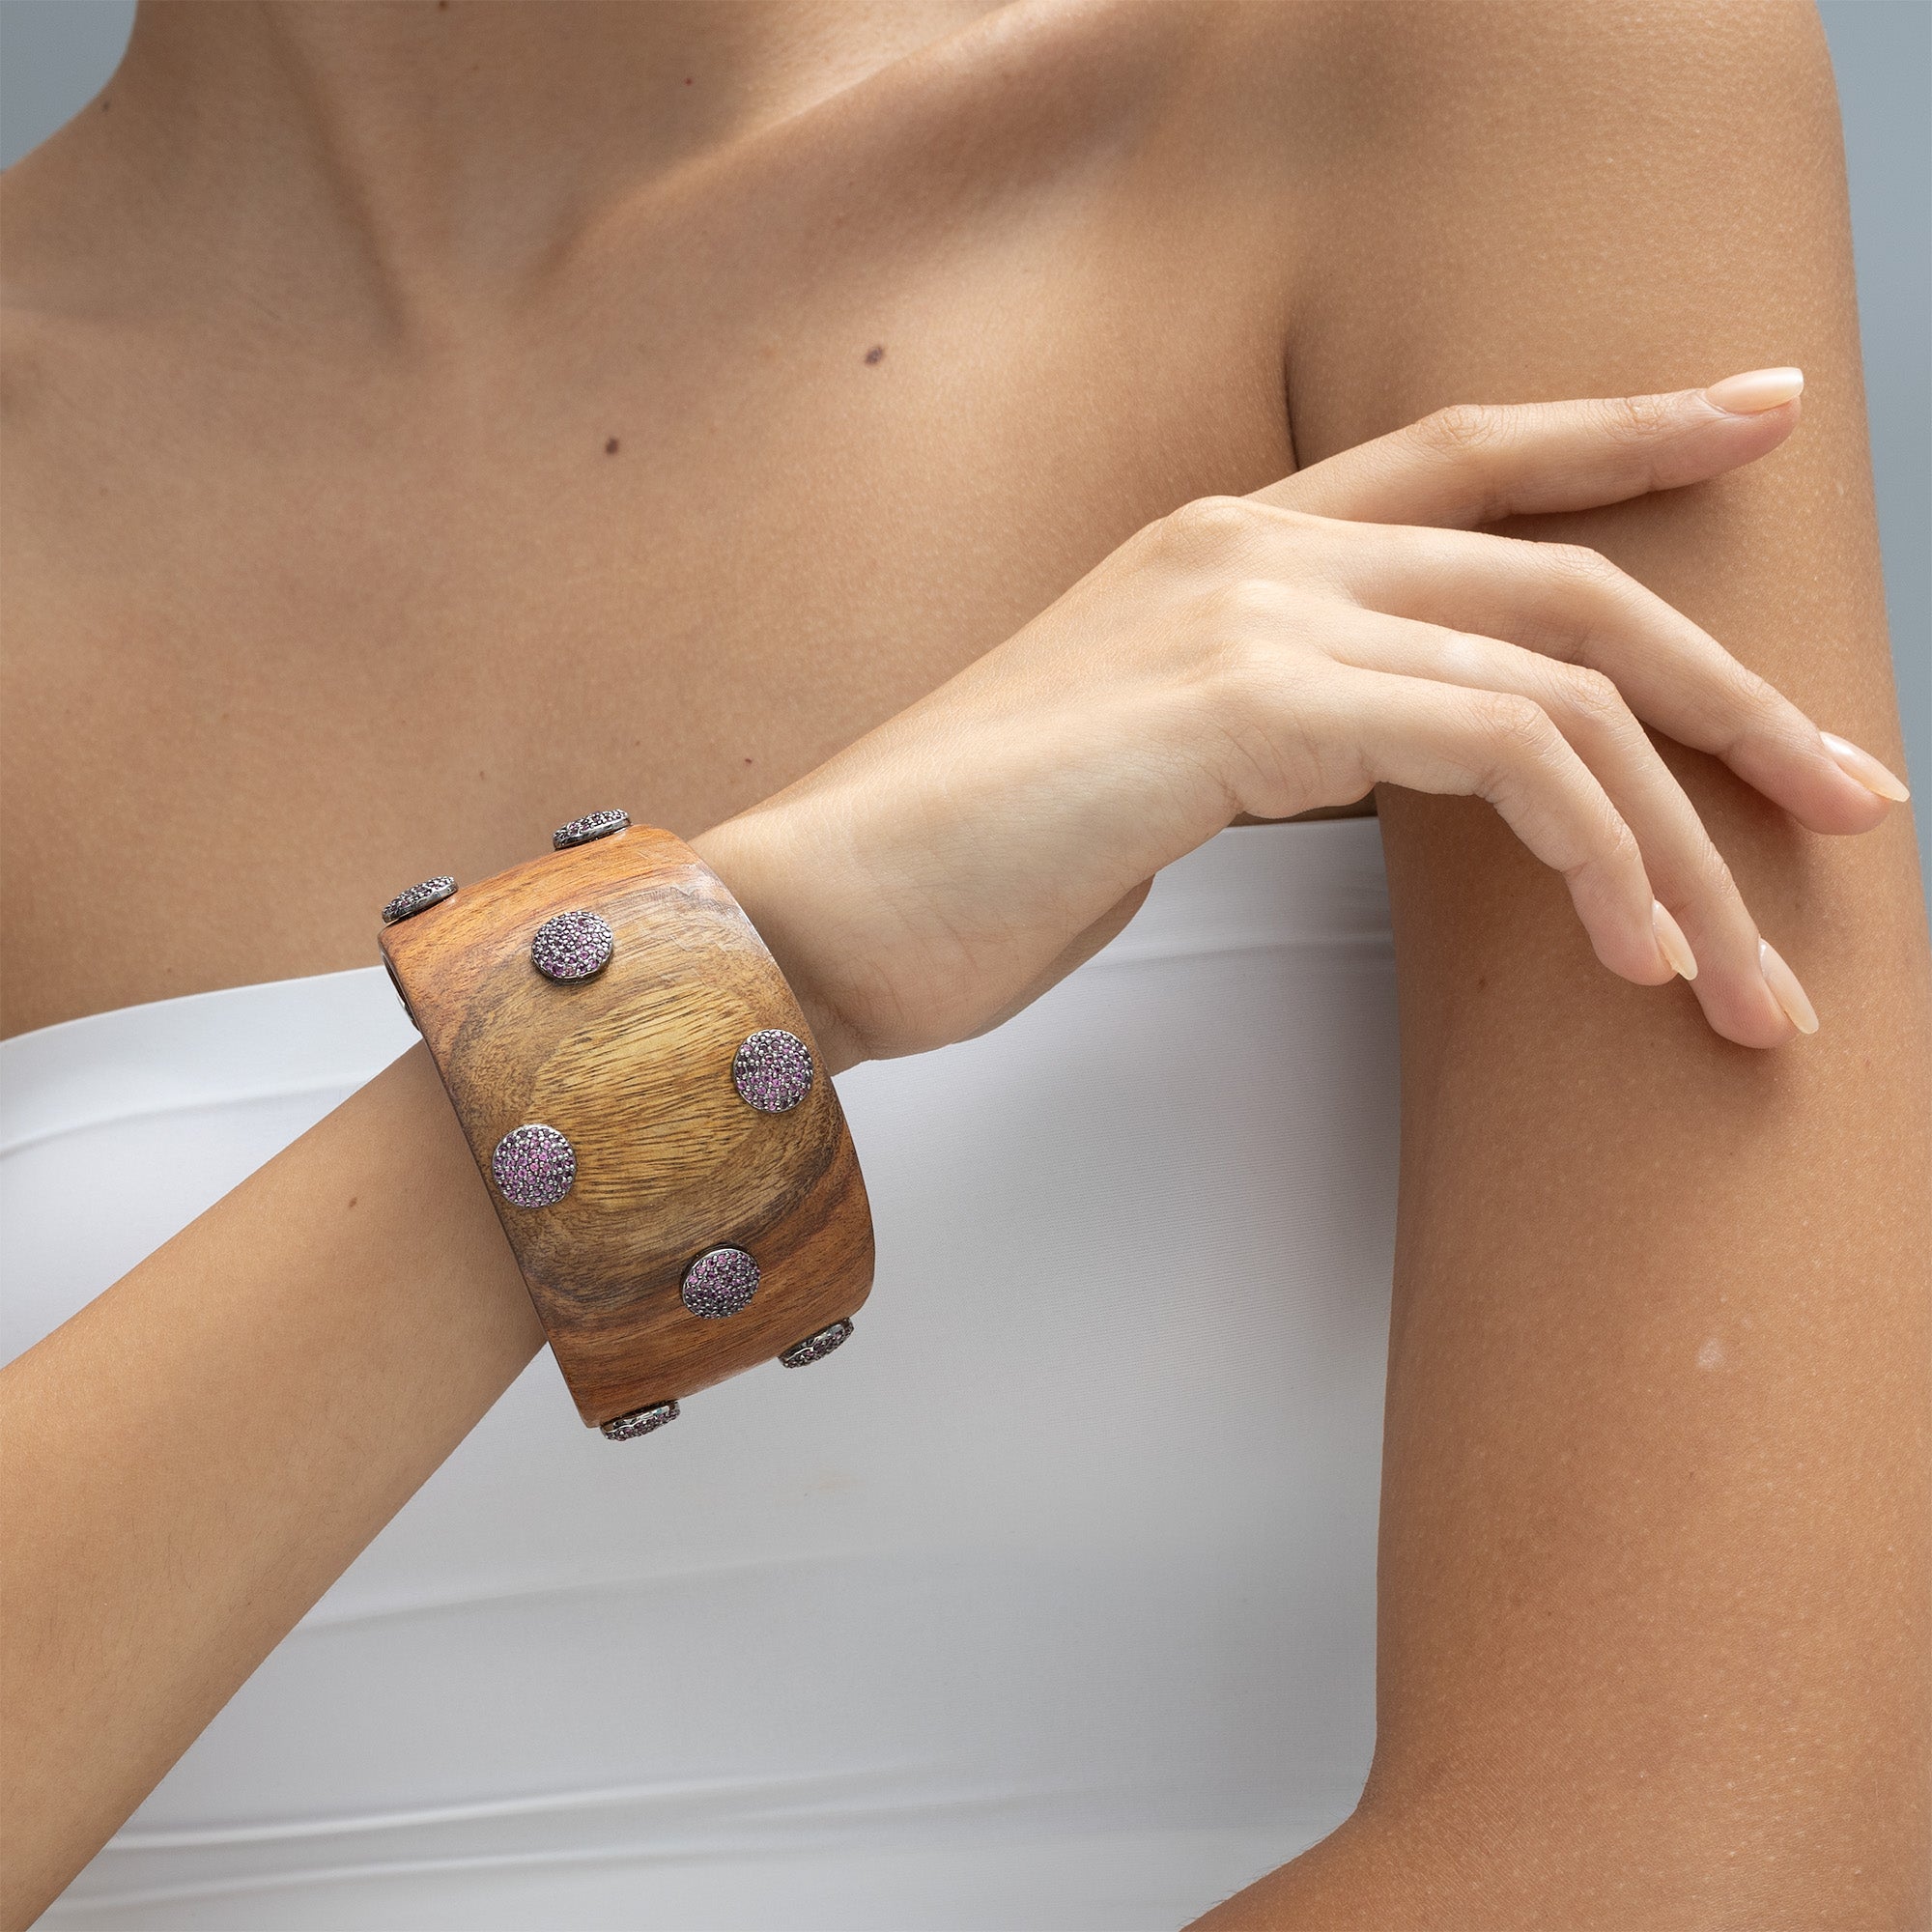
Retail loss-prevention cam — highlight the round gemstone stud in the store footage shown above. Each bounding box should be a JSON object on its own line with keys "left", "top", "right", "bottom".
{"left": 731, "top": 1029, "right": 814, "bottom": 1114}
{"left": 779, "top": 1320, "right": 853, "bottom": 1368}
{"left": 601, "top": 1400, "right": 679, "bottom": 1442}
{"left": 530, "top": 909, "right": 614, "bottom": 982}
{"left": 553, "top": 809, "right": 631, "bottom": 850}
{"left": 381, "top": 875, "right": 456, "bottom": 924}
{"left": 681, "top": 1245, "right": 760, "bottom": 1320}
{"left": 491, "top": 1123, "right": 576, "bottom": 1208}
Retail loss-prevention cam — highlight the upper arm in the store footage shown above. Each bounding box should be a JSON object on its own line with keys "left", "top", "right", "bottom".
{"left": 1205, "top": 3, "right": 1930, "bottom": 1920}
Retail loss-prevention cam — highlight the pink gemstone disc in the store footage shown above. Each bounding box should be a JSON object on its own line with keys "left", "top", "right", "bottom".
{"left": 553, "top": 809, "right": 630, "bottom": 850}
{"left": 530, "top": 909, "right": 613, "bottom": 982}
{"left": 779, "top": 1319, "right": 853, "bottom": 1368}
{"left": 491, "top": 1123, "right": 576, "bottom": 1208}
{"left": 731, "top": 1029, "right": 814, "bottom": 1113}
{"left": 602, "top": 1400, "right": 679, "bottom": 1441}
{"left": 381, "top": 875, "right": 455, "bottom": 925}
{"left": 681, "top": 1244, "right": 760, "bottom": 1320}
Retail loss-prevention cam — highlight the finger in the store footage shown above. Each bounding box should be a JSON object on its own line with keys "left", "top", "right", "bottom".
{"left": 1285, "top": 662, "right": 1690, "bottom": 989}
{"left": 1307, "top": 519, "right": 1904, "bottom": 835}
{"left": 1252, "top": 370, "right": 1804, "bottom": 530}
{"left": 1312, "top": 606, "right": 1795, "bottom": 1046}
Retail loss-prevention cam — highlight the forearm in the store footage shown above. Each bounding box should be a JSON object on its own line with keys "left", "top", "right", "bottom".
{"left": 0, "top": 1042, "right": 540, "bottom": 1925}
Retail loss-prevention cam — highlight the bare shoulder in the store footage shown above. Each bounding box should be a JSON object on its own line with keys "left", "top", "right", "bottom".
{"left": 1193, "top": 0, "right": 1834, "bottom": 171}
{"left": 1208, "top": 0, "right": 1846, "bottom": 454}
{"left": 1039, "top": 1, "right": 1843, "bottom": 451}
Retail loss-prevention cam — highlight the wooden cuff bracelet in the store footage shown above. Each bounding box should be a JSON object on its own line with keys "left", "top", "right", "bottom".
{"left": 377, "top": 810, "right": 875, "bottom": 1440}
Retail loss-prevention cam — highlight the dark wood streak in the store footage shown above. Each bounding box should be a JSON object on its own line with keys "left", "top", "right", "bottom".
{"left": 381, "top": 826, "right": 874, "bottom": 1428}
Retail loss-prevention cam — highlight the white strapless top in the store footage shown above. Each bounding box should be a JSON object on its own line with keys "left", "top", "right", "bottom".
{"left": 1, "top": 819, "right": 1399, "bottom": 1932}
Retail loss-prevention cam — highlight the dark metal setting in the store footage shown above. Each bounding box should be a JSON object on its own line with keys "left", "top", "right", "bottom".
{"left": 602, "top": 1400, "right": 680, "bottom": 1442}
{"left": 553, "top": 809, "right": 631, "bottom": 850}
{"left": 680, "top": 1245, "right": 760, "bottom": 1320}
{"left": 731, "top": 1028, "right": 815, "bottom": 1114}
{"left": 491, "top": 1123, "right": 577, "bottom": 1208}
{"left": 530, "top": 908, "right": 615, "bottom": 982}
{"left": 381, "top": 875, "right": 456, "bottom": 925}
{"left": 778, "top": 1319, "right": 854, "bottom": 1369}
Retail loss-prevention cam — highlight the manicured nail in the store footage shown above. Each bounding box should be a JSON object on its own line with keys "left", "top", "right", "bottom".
{"left": 1821, "top": 731, "right": 1910, "bottom": 803}
{"left": 1758, "top": 938, "right": 1819, "bottom": 1035}
{"left": 1652, "top": 900, "right": 1698, "bottom": 981}
{"left": 1703, "top": 367, "right": 1804, "bottom": 414}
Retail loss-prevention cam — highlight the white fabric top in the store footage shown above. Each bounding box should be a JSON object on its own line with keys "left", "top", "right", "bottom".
{"left": 2, "top": 818, "right": 1399, "bottom": 1932}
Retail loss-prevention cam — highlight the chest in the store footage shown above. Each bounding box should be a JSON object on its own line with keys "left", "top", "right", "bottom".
{"left": 1, "top": 146, "right": 1292, "bottom": 1033}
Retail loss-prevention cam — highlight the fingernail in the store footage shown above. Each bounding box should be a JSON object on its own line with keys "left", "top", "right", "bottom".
{"left": 1758, "top": 938, "right": 1819, "bottom": 1036}
{"left": 1652, "top": 900, "right": 1698, "bottom": 981}
{"left": 1703, "top": 367, "right": 1804, "bottom": 414}
{"left": 1821, "top": 730, "right": 1910, "bottom": 803}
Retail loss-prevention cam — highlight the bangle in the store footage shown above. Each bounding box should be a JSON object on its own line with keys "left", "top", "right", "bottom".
{"left": 378, "top": 810, "right": 874, "bottom": 1440}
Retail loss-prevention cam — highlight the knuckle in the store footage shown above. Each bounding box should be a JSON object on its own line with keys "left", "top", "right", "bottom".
{"left": 1193, "top": 636, "right": 1280, "bottom": 720}
{"left": 1542, "top": 540, "right": 1620, "bottom": 591}
{"left": 1733, "top": 664, "right": 1788, "bottom": 725}
{"left": 1187, "top": 598, "right": 1327, "bottom": 724}
{"left": 1474, "top": 690, "right": 1556, "bottom": 755}
{"left": 1558, "top": 663, "right": 1631, "bottom": 728}
{"left": 1201, "top": 636, "right": 1293, "bottom": 714}
{"left": 1183, "top": 642, "right": 1333, "bottom": 816}
{"left": 1590, "top": 813, "right": 1646, "bottom": 882}
{"left": 1703, "top": 664, "right": 1785, "bottom": 760}
{"left": 1409, "top": 401, "right": 1511, "bottom": 459}
{"left": 1154, "top": 494, "right": 1260, "bottom": 559}
{"left": 1193, "top": 574, "right": 1284, "bottom": 636}
{"left": 1593, "top": 389, "right": 1677, "bottom": 443}
{"left": 1700, "top": 842, "right": 1743, "bottom": 904}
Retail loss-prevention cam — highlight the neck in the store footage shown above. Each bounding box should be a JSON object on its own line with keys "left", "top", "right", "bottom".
{"left": 23, "top": 0, "right": 1007, "bottom": 331}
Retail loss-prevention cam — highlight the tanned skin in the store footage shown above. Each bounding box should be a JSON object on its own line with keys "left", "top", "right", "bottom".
{"left": 1, "top": 3, "right": 1923, "bottom": 1925}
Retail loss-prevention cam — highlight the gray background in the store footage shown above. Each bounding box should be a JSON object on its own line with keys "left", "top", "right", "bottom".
{"left": 4, "top": 0, "right": 1927, "bottom": 887}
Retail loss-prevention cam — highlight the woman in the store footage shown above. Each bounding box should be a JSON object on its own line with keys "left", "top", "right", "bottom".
{"left": 2, "top": 2, "right": 1925, "bottom": 1927}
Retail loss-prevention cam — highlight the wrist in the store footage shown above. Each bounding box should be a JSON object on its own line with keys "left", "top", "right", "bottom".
{"left": 689, "top": 812, "right": 869, "bottom": 1078}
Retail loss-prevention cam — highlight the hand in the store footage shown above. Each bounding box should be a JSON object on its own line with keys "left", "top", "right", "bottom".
{"left": 694, "top": 369, "right": 1909, "bottom": 1061}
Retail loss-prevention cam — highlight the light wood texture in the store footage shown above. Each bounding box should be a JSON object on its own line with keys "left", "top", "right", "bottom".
{"left": 381, "top": 825, "right": 873, "bottom": 1428}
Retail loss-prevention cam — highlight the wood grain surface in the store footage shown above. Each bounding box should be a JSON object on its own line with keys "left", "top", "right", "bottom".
{"left": 381, "top": 825, "right": 874, "bottom": 1428}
